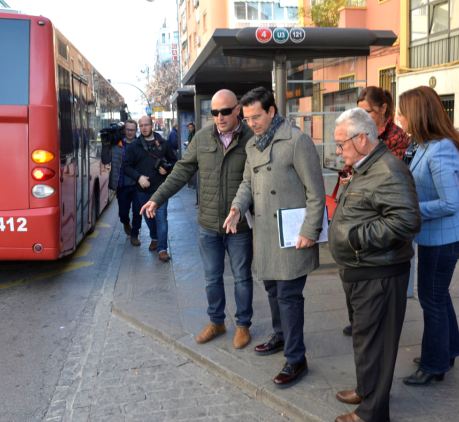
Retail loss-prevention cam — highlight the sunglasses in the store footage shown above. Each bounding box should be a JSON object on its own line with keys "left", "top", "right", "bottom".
{"left": 210, "top": 104, "right": 238, "bottom": 117}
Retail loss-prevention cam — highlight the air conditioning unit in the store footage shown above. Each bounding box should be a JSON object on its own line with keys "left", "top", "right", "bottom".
{"left": 193, "top": 0, "right": 199, "bottom": 7}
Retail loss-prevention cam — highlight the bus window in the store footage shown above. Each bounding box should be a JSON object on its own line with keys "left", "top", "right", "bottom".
{"left": 0, "top": 19, "right": 30, "bottom": 105}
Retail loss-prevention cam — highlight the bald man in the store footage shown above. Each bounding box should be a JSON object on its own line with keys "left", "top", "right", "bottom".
{"left": 141, "top": 89, "right": 254, "bottom": 349}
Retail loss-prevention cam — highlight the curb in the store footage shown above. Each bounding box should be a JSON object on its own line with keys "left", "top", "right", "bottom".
{"left": 112, "top": 305, "right": 322, "bottom": 422}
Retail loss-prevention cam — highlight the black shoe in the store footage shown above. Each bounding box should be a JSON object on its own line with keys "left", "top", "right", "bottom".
{"left": 123, "top": 223, "right": 132, "bottom": 236}
{"left": 254, "top": 334, "right": 284, "bottom": 356}
{"left": 273, "top": 359, "right": 308, "bottom": 388}
{"left": 403, "top": 369, "right": 444, "bottom": 386}
{"left": 413, "top": 356, "right": 455, "bottom": 367}
{"left": 343, "top": 324, "right": 352, "bottom": 336}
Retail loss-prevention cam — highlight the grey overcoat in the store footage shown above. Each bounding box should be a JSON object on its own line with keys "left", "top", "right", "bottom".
{"left": 232, "top": 121, "right": 325, "bottom": 280}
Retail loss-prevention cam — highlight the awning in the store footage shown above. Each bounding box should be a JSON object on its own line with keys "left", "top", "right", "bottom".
{"left": 182, "top": 27, "right": 397, "bottom": 87}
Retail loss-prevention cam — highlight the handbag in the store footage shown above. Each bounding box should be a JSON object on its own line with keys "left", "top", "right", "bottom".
{"left": 325, "top": 174, "right": 340, "bottom": 221}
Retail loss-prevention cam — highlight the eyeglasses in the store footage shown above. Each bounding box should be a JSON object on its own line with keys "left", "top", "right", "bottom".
{"left": 210, "top": 104, "right": 238, "bottom": 117}
{"left": 242, "top": 114, "right": 263, "bottom": 124}
{"left": 335, "top": 133, "right": 364, "bottom": 152}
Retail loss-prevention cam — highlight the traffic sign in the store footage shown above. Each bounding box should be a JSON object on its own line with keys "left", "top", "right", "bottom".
{"left": 145, "top": 105, "right": 152, "bottom": 115}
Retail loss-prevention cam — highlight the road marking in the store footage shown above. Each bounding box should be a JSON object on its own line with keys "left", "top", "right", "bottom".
{"left": 97, "top": 222, "right": 111, "bottom": 228}
{"left": 0, "top": 261, "right": 94, "bottom": 289}
{"left": 74, "top": 242, "right": 92, "bottom": 258}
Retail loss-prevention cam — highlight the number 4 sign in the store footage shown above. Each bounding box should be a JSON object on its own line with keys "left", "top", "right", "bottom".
{"left": 255, "top": 27, "right": 272, "bottom": 44}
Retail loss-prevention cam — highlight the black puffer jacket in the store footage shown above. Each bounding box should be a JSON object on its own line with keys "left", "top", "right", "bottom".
{"left": 123, "top": 133, "right": 177, "bottom": 195}
{"left": 328, "top": 142, "right": 421, "bottom": 276}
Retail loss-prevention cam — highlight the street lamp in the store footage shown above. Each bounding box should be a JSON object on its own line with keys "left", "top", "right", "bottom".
{"left": 110, "top": 80, "right": 152, "bottom": 116}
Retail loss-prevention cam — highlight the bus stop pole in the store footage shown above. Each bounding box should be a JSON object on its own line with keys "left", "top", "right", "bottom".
{"left": 274, "top": 55, "right": 287, "bottom": 117}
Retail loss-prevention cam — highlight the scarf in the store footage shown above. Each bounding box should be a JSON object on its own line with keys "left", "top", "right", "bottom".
{"left": 254, "top": 114, "right": 284, "bottom": 152}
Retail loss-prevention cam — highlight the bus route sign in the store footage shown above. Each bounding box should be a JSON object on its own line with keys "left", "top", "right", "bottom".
{"left": 255, "top": 27, "right": 272, "bottom": 44}
{"left": 273, "top": 28, "right": 289, "bottom": 44}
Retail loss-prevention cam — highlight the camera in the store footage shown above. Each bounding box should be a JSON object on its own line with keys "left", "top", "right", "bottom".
{"left": 154, "top": 157, "right": 173, "bottom": 173}
{"left": 100, "top": 122, "right": 124, "bottom": 146}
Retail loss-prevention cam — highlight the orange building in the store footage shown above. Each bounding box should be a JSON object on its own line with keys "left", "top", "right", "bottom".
{"left": 178, "top": 0, "right": 310, "bottom": 75}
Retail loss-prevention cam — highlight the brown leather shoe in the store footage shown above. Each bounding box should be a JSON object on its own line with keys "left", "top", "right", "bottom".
{"left": 335, "top": 411, "right": 364, "bottom": 422}
{"left": 336, "top": 389, "right": 362, "bottom": 405}
{"left": 149, "top": 240, "right": 158, "bottom": 251}
{"left": 195, "top": 323, "right": 226, "bottom": 344}
{"left": 158, "top": 251, "right": 171, "bottom": 262}
{"left": 130, "top": 237, "right": 141, "bottom": 246}
{"left": 254, "top": 334, "right": 284, "bottom": 356}
{"left": 233, "top": 326, "right": 251, "bottom": 349}
{"left": 273, "top": 359, "right": 308, "bottom": 388}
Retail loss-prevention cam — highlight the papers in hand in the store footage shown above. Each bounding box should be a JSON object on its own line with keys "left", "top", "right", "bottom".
{"left": 277, "top": 207, "right": 329, "bottom": 248}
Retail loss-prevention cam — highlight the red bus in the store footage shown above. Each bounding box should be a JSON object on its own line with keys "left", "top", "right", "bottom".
{"left": 0, "top": 11, "right": 125, "bottom": 260}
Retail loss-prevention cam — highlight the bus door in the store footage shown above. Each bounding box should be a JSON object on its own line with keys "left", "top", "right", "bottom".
{"left": 72, "top": 74, "right": 89, "bottom": 243}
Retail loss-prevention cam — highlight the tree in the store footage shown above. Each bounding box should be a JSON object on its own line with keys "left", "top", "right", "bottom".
{"left": 145, "top": 60, "right": 180, "bottom": 109}
{"left": 311, "top": 0, "right": 346, "bottom": 27}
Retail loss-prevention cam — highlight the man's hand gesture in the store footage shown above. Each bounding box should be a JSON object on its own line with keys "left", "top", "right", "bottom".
{"left": 223, "top": 207, "right": 241, "bottom": 234}
{"left": 140, "top": 200, "right": 158, "bottom": 218}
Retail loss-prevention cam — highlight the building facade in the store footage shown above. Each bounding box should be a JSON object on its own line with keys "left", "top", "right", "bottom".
{"left": 398, "top": 0, "right": 458, "bottom": 126}
{"left": 178, "top": 0, "right": 310, "bottom": 74}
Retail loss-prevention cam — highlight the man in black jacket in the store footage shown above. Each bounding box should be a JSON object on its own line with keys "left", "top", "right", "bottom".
{"left": 328, "top": 108, "right": 420, "bottom": 422}
{"left": 124, "top": 116, "right": 177, "bottom": 262}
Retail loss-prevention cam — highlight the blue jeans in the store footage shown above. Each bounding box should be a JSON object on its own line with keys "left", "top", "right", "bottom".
{"left": 418, "top": 241, "right": 459, "bottom": 374}
{"left": 264, "top": 276, "right": 307, "bottom": 365}
{"left": 198, "top": 227, "right": 253, "bottom": 327}
{"left": 133, "top": 192, "right": 168, "bottom": 252}
{"left": 117, "top": 185, "right": 141, "bottom": 228}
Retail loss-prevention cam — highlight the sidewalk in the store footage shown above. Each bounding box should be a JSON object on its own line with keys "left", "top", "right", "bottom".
{"left": 113, "top": 186, "right": 459, "bottom": 422}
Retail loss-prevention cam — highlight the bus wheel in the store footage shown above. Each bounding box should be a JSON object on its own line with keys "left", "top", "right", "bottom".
{"left": 88, "top": 192, "right": 99, "bottom": 234}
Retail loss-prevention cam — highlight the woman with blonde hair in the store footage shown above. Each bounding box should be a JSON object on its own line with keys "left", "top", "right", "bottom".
{"left": 398, "top": 86, "right": 459, "bottom": 386}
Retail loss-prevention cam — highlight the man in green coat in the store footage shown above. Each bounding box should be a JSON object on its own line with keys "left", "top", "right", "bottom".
{"left": 140, "top": 89, "right": 254, "bottom": 349}
{"left": 224, "top": 87, "right": 325, "bottom": 388}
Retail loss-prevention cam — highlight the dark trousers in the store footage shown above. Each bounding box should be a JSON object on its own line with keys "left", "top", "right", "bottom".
{"left": 263, "top": 276, "right": 307, "bottom": 365}
{"left": 418, "top": 242, "right": 459, "bottom": 374}
{"left": 343, "top": 272, "right": 409, "bottom": 422}
{"left": 117, "top": 185, "right": 141, "bottom": 228}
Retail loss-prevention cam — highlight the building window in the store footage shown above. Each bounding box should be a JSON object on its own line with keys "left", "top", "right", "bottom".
{"left": 379, "top": 67, "right": 396, "bottom": 102}
{"left": 410, "top": 0, "right": 459, "bottom": 67}
{"left": 234, "top": 1, "right": 298, "bottom": 21}
{"left": 440, "top": 94, "right": 455, "bottom": 122}
{"left": 339, "top": 74, "right": 355, "bottom": 90}
{"left": 202, "top": 12, "right": 207, "bottom": 32}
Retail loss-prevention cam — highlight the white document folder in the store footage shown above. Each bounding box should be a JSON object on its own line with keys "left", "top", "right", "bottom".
{"left": 277, "top": 207, "right": 329, "bottom": 248}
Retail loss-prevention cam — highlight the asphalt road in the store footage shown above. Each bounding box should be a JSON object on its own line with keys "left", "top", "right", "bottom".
{"left": 0, "top": 204, "right": 121, "bottom": 422}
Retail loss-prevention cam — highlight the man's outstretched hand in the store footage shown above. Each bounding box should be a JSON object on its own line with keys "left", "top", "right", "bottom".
{"left": 140, "top": 201, "right": 158, "bottom": 218}
{"left": 223, "top": 207, "right": 241, "bottom": 234}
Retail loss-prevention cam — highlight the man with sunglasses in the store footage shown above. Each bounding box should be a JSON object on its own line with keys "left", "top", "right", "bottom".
{"left": 328, "top": 108, "right": 420, "bottom": 422}
{"left": 140, "top": 89, "right": 254, "bottom": 349}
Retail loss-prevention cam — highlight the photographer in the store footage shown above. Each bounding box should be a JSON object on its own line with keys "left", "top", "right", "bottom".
{"left": 102, "top": 120, "right": 140, "bottom": 238}
{"left": 123, "top": 116, "right": 177, "bottom": 261}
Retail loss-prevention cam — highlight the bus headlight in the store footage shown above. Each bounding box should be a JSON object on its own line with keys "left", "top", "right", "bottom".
{"left": 32, "top": 184, "right": 55, "bottom": 198}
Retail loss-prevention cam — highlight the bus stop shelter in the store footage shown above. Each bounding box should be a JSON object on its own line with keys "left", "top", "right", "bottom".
{"left": 179, "top": 27, "right": 396, "bottom": 124}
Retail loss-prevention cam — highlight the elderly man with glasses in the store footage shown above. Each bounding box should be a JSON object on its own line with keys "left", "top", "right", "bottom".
{"left": 328, "top": 108, "right": 421, "bottom": 422}
{"left": 140, "top": 89, "right": 255, "bottom": 349}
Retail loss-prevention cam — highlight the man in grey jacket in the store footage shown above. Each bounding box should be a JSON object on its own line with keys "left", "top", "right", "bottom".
{"left": 224, "top": 87, "right": 325, "bottom": 388}
{"left": 140, "top": 89, "right": 254, "bottom": 350}
{"left": 328, "top": 108, "right": 421, "bottom": 422}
